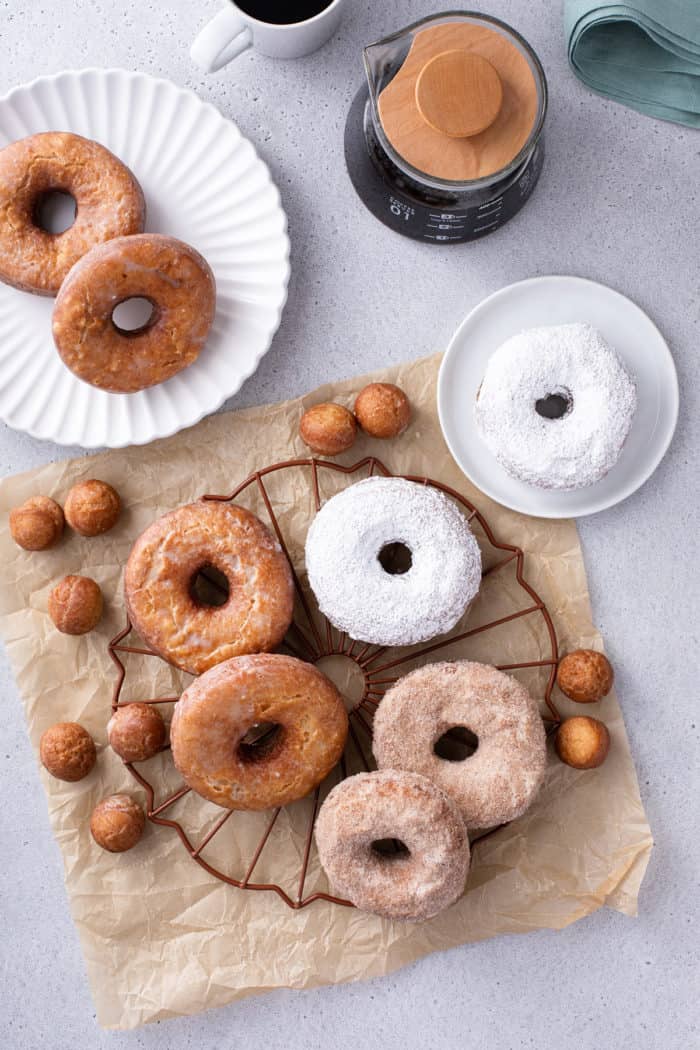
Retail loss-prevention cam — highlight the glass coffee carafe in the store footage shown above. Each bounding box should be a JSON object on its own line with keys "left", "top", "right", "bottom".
{"left": 345, "top": 12, "right": 548, "bottom": 243}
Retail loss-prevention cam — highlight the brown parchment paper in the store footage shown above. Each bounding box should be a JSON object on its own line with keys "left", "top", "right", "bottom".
{"left": 0, "top": 354, "right": 652, "bottom": 1029}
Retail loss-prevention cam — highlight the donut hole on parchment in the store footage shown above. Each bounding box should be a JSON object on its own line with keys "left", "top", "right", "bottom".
{"left": 433, "top": 726, "right": 479, "bottom": 762}
{"left": 371, "top": 838, "right": 411, "bottom": 859}
{"left": 189, "top": 563, "right": 230, "bottom": 608}
{"left": 535, "top": 388, "right": 573, "bottom": 420}
{"left": 377, "top": 541, "right": 413, "bottom": 575}
{"left": 238, "top": 722, "right": 284, "bottom": 764}
{"left": 111, "top": 297, "right": 158, "bottom": 336}
{"left": 32, "top": 190, "right": 76, "bottom": 234}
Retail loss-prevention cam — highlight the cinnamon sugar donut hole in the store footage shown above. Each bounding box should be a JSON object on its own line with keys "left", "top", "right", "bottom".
{"left": 354, "top": 383, "right": 411, "bottom": 439}
{"left": 48, "top": 575, "right": 103, "bottom": 635}
{"left": 64, "top": 479, "right": 121, "bottom": 537}
{"left": 315, "top": 770, "right": 469, "bottom": 922}
{"left": 90, "top": 794, "right": 145, "bottom": 853}
{"left": 557, "top": 649, "right": 614, "bottom": 704}
{"left": 556, "top": 716, "right": 610, "bottom": 769}
{"left": 40, "top": 722, "right": 96, "bottom": 782}
{"left": 108, "top": 703, "right": 166, "bottom": 764}
{"left": 300, "top": 403, "right": 357, "bottom": 455}
{"left": 10, "top": 496, "right": 64, "bottom": 550}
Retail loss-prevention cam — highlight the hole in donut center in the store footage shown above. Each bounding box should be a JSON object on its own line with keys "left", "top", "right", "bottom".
{"left": 378, "top": 542, "right": 413, "bottom": 575}
{"left": 371, "top": 838, "right": 410, "bottom": 859}
{"left": 189, "top": 563, "right": 230, "bottom": 607}
{"left": 238, "top": 722, "right": 284, "bottom": 763}
{"left": 535, "top": 391, "right": 572, "bottom": 420}
{"left": 112, "top": 298, "right": 158, "bottom": 336}
{"left": 315, "top": 654, "right": 366, "bottom": 713}
{"left": 434, "top": 726, "right": 479, "bottom": 762}
{"left": 33, "top": 190, "right": 76, "bottom": 234}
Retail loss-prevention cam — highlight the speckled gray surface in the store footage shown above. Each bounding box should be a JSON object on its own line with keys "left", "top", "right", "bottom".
{"left": 0, "top": 1, "right": 697, "bottom": 1046}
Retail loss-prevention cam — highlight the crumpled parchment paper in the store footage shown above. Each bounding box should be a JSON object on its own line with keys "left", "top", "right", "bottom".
{"left": 0, "top": 353, "right": 652, "bottom": 1029}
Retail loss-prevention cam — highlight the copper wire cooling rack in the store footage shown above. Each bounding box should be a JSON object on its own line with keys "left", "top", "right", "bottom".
{"left": 109, "top": 456, "right": 561, "bottom": 910}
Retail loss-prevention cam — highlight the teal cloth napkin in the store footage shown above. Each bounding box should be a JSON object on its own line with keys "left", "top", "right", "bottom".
{"left": 565, "top": 1, "right": 700, "bottom": 126}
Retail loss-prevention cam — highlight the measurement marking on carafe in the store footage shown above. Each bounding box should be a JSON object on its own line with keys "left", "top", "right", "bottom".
{"left": 479, "top": 197, "right": 503, "bottom": 210}
{"left": 473, "top": 221, "right": 501, "bottom": 233}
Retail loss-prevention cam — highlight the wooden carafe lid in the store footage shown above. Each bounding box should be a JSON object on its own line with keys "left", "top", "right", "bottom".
{"left": 377, "top": 22, "right": 539, "bottom": 182}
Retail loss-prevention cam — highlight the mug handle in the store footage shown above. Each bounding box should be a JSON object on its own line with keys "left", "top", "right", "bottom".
{"left": 191, "top": 6, "right": 253, "bottom": 73}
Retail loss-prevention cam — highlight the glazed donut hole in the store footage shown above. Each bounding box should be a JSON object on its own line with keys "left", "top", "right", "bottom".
{"left": 535, "top": 386, "right": 573, "bottom": 420}
{"left": 299, "top": 403, "right": 357, "bottom": 456}
{"left": 555, "top": 716, "right": 610, "bottom": 769}
{"left": 10, "top": 495, "right": 64, "bottom": 550}
{"left": 108, "top": 702, "right": 167, "bottom": 764}
{"left": 90, "top": 794, "right": 145, "bottom": 853}
{"left": 48, "top": 574, "right": 103, "bottom": 635}
{"left": 557, "top": 649, "right": 614, "bottom": 704}
{"left": 64, "top": 479, "right": 121, "bottom": 536}
{"left": 354, "top": 382, "right": 411, "bottom": 438}
{"left": 32, "top": 189, "right": 77, "bottom": 235}
{"left": 40, "top": 722, "right": 97, "bottom": 782}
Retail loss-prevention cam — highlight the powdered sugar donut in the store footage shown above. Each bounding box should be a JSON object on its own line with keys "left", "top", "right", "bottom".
{"left": 372, "top": 661, "right": 547, "bottom": 829}
{"left": 305, "top": 477, "right": 481, "bottom": 647}
{"left": 475, "top": 324, "right": 637, "bottom": 490}
{"left": 315, "top": 770, "right": 469, "bottom": 921}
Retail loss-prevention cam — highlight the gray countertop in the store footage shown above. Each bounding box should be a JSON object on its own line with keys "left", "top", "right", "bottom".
{"left": 1, "top": 1, "right": 697, "bottom": 1047}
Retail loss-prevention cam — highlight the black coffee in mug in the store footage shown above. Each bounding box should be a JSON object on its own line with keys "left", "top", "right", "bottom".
{"left": 234, "top": 1, "right": 334, "bottom": 24}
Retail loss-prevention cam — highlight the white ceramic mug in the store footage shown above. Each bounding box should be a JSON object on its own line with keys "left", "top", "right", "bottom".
{"left": 191, "top": 0, "right": 346, "bottom": 73}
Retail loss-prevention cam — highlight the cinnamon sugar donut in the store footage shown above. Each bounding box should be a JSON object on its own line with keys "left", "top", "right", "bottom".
{"left": 52, "top": 233, "right": 216, "bottom": 392}
{"left": 170, "top": 654, "right": 348, "bottom": 810}
{"left": 125, "top": 501, "right": 294, "bottom": 675}
{"left": 373, "top": 661, "right": 547, "bottom": 829}
{"left": 315, "top": 770, "right": 469, "bottom": 921}
{"left": 0, "top": 132, "right": 145, "bottom": 295}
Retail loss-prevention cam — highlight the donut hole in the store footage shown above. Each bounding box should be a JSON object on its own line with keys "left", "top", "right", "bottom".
{"left": 111, "top": 297, "right": 159, "bottom": 336}
{"left": 434, "top": 726, "right": 479, "bottom": 762}
{"left": 371, "top": 838, "right": 410, "bottom": 859}
{"left": 238, "top": 722, "right": 284, "bottom": 763}
{"left": 378, "top": 541, "right": 413, "bottom": 575}
{"left": 535, "top": 389, "right": 572, "bottom": 420}
{"left": 189, "top": 563, "right": 230, "bottom": 608}
{"left": 32, "top": 190, "right": 77, "bottom": 234}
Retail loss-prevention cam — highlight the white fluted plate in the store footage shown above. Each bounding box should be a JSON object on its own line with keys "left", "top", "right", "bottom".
{"left": 0, "top": 68, "right": 290, "bottom": 448}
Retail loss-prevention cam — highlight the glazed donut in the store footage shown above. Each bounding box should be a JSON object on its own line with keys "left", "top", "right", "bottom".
{"left": 0, "top": 132, "right": 145, "bottom": 295}
{"left": 475, "top": 323, "right": 637, "bottom": 490}
{"left": 305, "top": 477, "right": 481, "bottom": 647}
{"left": 125, "top": 501, "right": 294, "bottom": 675}
{"left": 52, "top": 233, "right": 216, "bottom": 393}
{"left": 315, "top": 770, "right": 469, "bottom": 921}
{"left": 373, "top": 661, "right": 547, "bottom": 829}
{"left": 170, "top": 654, "right": 348, "bottom": 810}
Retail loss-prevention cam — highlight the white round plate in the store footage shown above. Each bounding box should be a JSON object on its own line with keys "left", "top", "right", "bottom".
{"left": 0, "top": 68, "right": 290, "bottom": 448}
{"left": 438, "top": 276, "right": 679, "bottom": 518}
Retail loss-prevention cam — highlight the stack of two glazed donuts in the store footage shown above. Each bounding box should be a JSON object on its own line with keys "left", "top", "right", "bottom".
{"left": 304, "top": 476, "right": 547, "bottom": 922}
{"left": 0, "top": 131, "right": 215, "bottom": 393}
